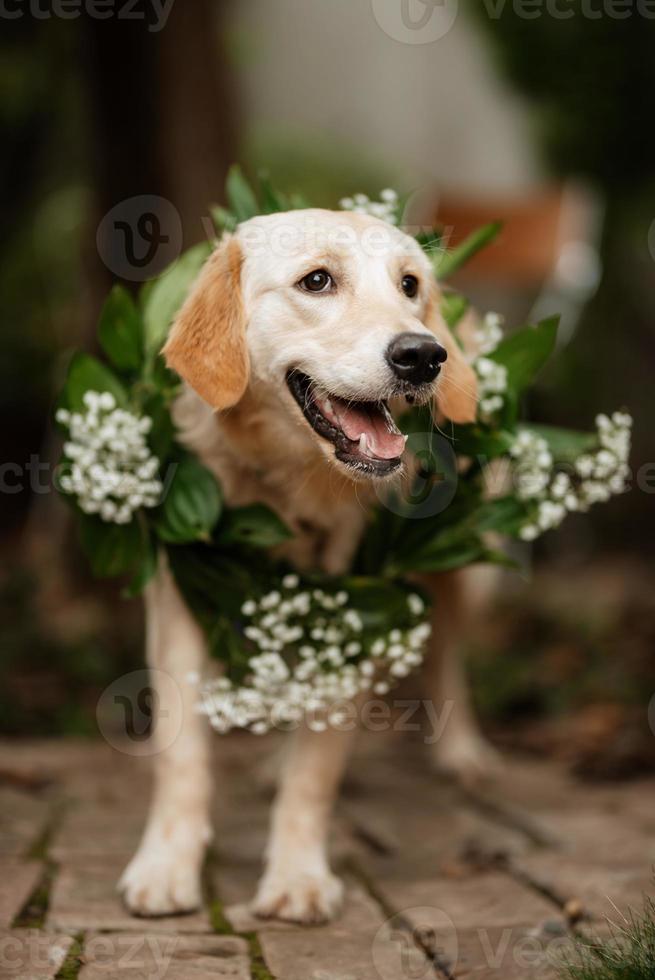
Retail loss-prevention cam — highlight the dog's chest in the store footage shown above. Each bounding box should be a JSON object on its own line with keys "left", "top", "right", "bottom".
{"left": 220, "top": 455, "right": 369, "bottom": 575}
{"left": 174, "top": 389, "right": 370, "bottom": 575}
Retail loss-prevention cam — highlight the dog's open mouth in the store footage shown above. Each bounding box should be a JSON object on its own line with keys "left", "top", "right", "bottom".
{"left": 286, "top": 371, "right": 406, "bottom": 476}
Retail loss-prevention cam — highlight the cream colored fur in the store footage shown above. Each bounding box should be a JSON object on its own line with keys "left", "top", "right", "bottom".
{"left": 120, "top": 210, "right": 494, "bottom": 924}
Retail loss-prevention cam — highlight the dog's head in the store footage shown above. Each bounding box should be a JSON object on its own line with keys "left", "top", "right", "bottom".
{"left": 163, "top": 209, "right": 477, "bottom": 480}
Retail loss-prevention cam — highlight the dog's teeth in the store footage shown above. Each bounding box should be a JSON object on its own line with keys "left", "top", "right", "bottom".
{"left": 324, "top": 398, "right": 333, "bottom": 414}
{"left": 403, "top": 434, "right": 408, "bottom": 445}
{"left": 358, "top": 433, "right": 369, "bottom": 454}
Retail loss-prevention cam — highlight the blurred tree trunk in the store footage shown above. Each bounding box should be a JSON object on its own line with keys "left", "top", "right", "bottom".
{"left": 83, "top": 0, "right": 238, "bottom": 301}
{"left": 157, "top": 0, "right": 238, "bottom": 244}
{"left": 26, "top": 0, "right": 238, "bottom": 589}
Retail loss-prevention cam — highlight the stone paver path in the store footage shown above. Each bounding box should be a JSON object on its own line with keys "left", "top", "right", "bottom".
{"left": 0, "top": 734, "right": 653, "bottom": 979}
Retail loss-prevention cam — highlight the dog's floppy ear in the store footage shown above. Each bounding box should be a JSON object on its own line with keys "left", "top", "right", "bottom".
{"left": 424, "top": 282, "right": 478, "bottom": 424}
{"left": 163, "top": 235, "right": 249, "bottom": 411}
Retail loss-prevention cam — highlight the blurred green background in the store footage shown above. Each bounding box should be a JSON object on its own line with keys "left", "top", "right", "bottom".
{"left": 1, "top": 0, "right": 653, "bottom": 775}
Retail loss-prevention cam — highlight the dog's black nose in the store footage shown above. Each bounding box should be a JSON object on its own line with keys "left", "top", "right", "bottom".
{"left": 386, "top": 332, "right": 447, "bottom": 385}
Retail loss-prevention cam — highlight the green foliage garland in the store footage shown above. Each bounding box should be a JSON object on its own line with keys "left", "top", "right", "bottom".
{"left": 54, "top": 167, "right": 631, "bottom": 732}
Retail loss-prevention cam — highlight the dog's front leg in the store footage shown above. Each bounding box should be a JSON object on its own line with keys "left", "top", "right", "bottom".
{"left": 119, "top": 564, "right": 212, "bottom": 916}
{"left": 253, "top": 724, "right": 354, "bottom": 924}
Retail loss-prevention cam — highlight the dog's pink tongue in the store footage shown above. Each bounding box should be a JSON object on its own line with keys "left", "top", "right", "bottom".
{"left": 333, "top": 401, "right": 406, "bottom": 460}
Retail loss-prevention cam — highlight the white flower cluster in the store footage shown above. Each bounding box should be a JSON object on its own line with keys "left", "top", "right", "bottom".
{"left": 471, "top": 313, "right": 507, "bottom": 419}
{"left": 56, "top": 391, "right": 163, "bottom": 524}
{"left": 475, "top": 357, "right": 508, "bottom": 419}
{"left": 510, "top": 411, "right": 632, "bottom": 541}
{"left": 473, "top": 311, "right": 504, "bottom": 355}
{"left": 339, "top": 189, "right": 399, "bottom": 225}
{"left": 198, "top": 576, "right": 431, "bottom": 734}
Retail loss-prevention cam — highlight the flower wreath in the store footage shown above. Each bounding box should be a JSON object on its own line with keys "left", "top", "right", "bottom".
{"left": 55, "top": 168, "right": 632, "bottom": 734}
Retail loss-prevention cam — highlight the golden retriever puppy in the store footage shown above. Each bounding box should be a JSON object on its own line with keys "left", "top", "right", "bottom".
{"left": 119, "top": 209, "right": 482, "bottom": 924}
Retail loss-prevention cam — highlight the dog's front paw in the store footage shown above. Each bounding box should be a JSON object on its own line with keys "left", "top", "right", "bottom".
{"left": 119, "top": 846, "right": 203, "bottom": 917}
{"left": 252, "top": 869, "right": 344, "bottom": 924}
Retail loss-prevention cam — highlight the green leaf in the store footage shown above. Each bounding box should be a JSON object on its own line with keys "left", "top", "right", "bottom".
{"left": 472, "top": 496, "right": 529, "bottom": 535}
{"left": 150, "top": 353, "right": 179, "bottom": 392}
{"left": 138, "top": 276, "right": 156, "bottom": 313}
{"left": 142, "top": 241, "right": 212, "bottom": 358}
{"left": 339, "top": 576, "right": 418, "bottom": 609}
{"left": 258, "top": 172, "right": 289, "bottom": 214}
{"left": 398, "top": 403, "right": 433, "bottom": 435}
{"left": 416, "top": 228, "right": 443, "bottom": 253}
{"left": 225, "top": 164, "right": 259, "bottom": 222}
{"left": 399, "top": 407, "right": 514, "bottom": 461}
{"left": 433, "top": 222, "right": 502, "bottom": 280}
{"left": 123, "top": 531, "right": 159, "bottom": 597}
{"left": 62, "top": 352, "right": 129, "bottom": 412}
{"left": 407, "top": 538, "right": 489, "bottom": 573}
{"left": 337, "top": 577, "right": 424, "bottom": 631}
{"left": 208, "top": 617, "right": 251, "bottom": 680}
{"left": 79, "top": 515, "right": 141, "bottom": 578}
{"left": 490, "top": 316, "right": 559, "bottom": 394}
{"left": 167, "top": 543, "right": 253, "bottom": 621}
{"left": 98, "top": 285, "right": 143, "bottom": 372}
{"left": 216, "top": 504, "right": 292, "bottom": 549}
{"left": 450, "top": 425, "right": 516, "bottom": 460}
{"left": 154, "top": 457, "right": 222, "bottom": 543}
{"left": 441, "top": 290, "right": 469, "bottom": 330}
{"left": 401, "top": 527, "right": 516, "bottom": 573}
{"left": 526, "top": 423, "right": 597, "bottom": 463}
{"left": 354, "top": 506, "right": 400, "bottom": 577}
{"left": 141, "top": 391, "right": 174, "bottom": 462}
{"left": 211, "top": 205, "right": 237, "bottom": 234}
{"left": 476, "top": 548, "right": 521, "bottom": 571}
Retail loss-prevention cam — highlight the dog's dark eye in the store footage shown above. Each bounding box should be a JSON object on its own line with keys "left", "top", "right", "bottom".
{"left": 299, "top": 269, "right": 333, "bottom": 293}
{"left": 401, "top": 274, "right": 419, "bottom": 298}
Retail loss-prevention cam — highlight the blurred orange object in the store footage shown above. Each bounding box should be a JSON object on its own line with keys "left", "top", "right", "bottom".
{"left": 433, "top": 183, "right": 602, "bottom": 290}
